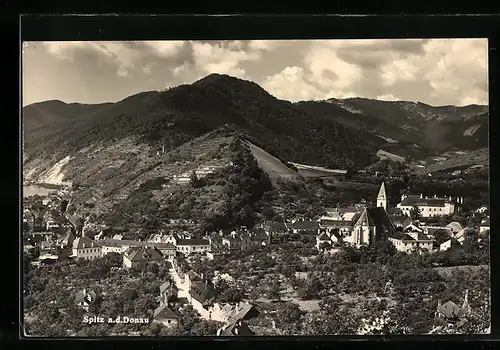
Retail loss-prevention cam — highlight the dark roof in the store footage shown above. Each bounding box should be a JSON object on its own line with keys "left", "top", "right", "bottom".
{"left": 355, "top": 207, "right": 396, "bottom": 235}
{"left": 160, "top": 280, "right": 176, "bottom": 294}
{"left": 220, "top": 320, "right": 255, "bottom": 336}
{"left": 319, "top": 219, "right": 352, "bottom": 227}
{"left": 190, "top": 281, "right": 216, "bottom": 305}
{"left": 186, "top": 270, "right": 202, "bottom": 281}
{"left": 153, "top": 303, "right": 179, "bottom": 320}
{"left": 228, "top": 302, "right": 258, "bottom": 323}
{"left": 73, "top": 236, "right": 101, "bottom": 249}
{"left": 399, "top": 198, "right": 448, "bottom": 207}
{"left": 389, "top": 215, "right": 411, "bottom": 224}
{"left": 438, "top": 301, "right": 462, "bottom": 319}
{"left": 75, "top": 289, "right": 97, "bottom": 304}
{"left": 124, "top": 246, "right": 164, "bottom": 262}
{"left": 264, "top": 221, "right": 287, "bottom": 232}
{"left": 292, "top": 220, "right": 320, "bottom": 230}
{"left": 177, "top": 238, "right": 210, "bottom": 246}
{"left": 317, "top": 232, "right": 330, "bottom": 241}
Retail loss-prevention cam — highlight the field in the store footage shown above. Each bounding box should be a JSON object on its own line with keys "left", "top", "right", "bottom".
{"left": 376, "top": 149, "right": 406, "bottom": 162}
{"left": 419, "top": 148, "right": 489, "bottom": 174}
{"left": 246, "top": 141, "right": 300, "bottom": 180}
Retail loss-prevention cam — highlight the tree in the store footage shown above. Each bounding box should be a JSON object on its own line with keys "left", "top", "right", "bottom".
{"left": 189, "top": 171, "right": 202, "bottom": 188}
{"left": 267, "top": 281, "right": 281, "bottom": 301}
{"left": 410, "top": 205, "right": 422, "bottom": 220}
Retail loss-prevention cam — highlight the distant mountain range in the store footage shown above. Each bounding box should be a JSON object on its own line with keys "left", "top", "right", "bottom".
{"left": 296, "top": 98, "right": 488, "bottom": 158}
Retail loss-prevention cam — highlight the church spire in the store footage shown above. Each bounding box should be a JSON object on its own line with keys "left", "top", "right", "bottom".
{"left": 377, "top": 182, "right": 388, "bottom": 211}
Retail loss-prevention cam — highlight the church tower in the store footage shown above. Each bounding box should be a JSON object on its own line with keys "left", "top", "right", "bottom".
{"left": 377, "top": 182, "right": 388, "bottom": 211}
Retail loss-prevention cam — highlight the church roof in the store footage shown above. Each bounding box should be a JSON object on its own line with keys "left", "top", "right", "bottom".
{"left": 355, "top": 207, "right": 396, "bottom": 235}
{"left": 377, "top": 182, "right": 387, "bottom": 200}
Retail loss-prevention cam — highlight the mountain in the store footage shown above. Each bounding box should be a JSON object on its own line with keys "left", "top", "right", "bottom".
{"left": 296, "top": 98, "right": 488, "bottom": 158}
{"left": 23, "top": 74, "right": 381, "bottom": 175}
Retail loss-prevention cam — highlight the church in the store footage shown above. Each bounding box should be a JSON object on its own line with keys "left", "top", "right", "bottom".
{"left": 344, "top": 182, "right": 397, "bottom": 247}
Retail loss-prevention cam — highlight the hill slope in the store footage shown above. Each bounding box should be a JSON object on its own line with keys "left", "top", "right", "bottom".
{"left": 23, "top": 74, "right": 381, "bottom": 175}
{"left": 296, "top": 98, "right": 489, "bottom": 158}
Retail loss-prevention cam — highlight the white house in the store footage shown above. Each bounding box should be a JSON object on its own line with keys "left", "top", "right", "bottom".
{"left": 397, "top": 196, "right": 455, "bottom": 218}
{"left": 153, "top": 303, "right": 179, "bottom": 328}
{"left": 176, "top": 238, "right": 211, "bottom": 256}
{"left": 71, "top": 236, "right": 102, "bottom": 261}
{"left": 388, "top": 231, "right": 434, "bottom": 253}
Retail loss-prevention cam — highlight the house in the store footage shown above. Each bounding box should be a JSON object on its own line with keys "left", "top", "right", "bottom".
{"left": 248, "top": 228, "right": 271, "bottom": 247}
{"left": 155, "top": 243, "right": 177, "bottom": 259}
{"left": 189, "top": 281, "right": 217, "bottom": 319}
{"left": 397, "top": 196, "right": 455, "bottom": 218}
{"left": 317, "top": 218, "right": 352, "bottom": 236}
{"left": 389, "top": 214, "right": 412, "bottom": 229}
{"left": 222, "top": 230, "right": 252, "bottom": 251}
{"left": 289, "top": 220, "right": 320, "bottom": 235}
{"left": 209, "top": 303, "right": 239, "bottom": 323}
{"left": 176, "top": 238, "right": 211, "bottom": 256}
{"left": 315, "top": 230, "right": 342, "bottom": 251}
{"left": 454, "top": 228, "right": 475, "bottom": 244}
{"left": 153, "top": 303, "right": 179, "bottom": 328}
{"left": 122, "top": 246, "right": 164, "bottom": 269}
{"left": 440, "top": 237, "right": 461, "bottom": 252}
{"left": 227, "top": 301, "right": 260, "bottom": 323}
{"left": 445, "top": 222, "right": 463, "bottom": 235}
{"left": 388, "top": 231, "right": 434, "bottom": 253}
{"left": 75, "top": 288, "right": 97, "bottom": 312}
{"left": 479, "top": 218, "right": 490, "bottom": 234}
{"left": 345, "top": 207, "right": 395, "bottom": 247}
{"left": 217, "top": 320, "right": 255, "bottom": 336}
{"left": 185, "top": 270, "right": 203, "bottom": 290}
{"left": 71, "top": 236, "right": 102, "bottom": 261}
{"left": 262, "top": 221, "right": 288, "bottom": 235}
{"left": 100, "top": 239, "right": 132, "bottom": 255}
{"left": 46, "top": 219, "right": 60, "bottom": 231}
{"left": 42, "top": 197, "right": 52, "bottom": 206}
{"left": 56, "top": 229, "right": 76, "bottom": 250}
{"left": 112, "top": 234, "right": 123, "bottom": 240}
{"left": 67, "top": 215, "right": 84, "bottom": 235}
{"left": 159, "top": 280, "right": 178, "bottom": 305}
{"left": 436, "top": 290, "right": 470, "bottom": 324}
{"left": 338, "top": 204, "right": 366, "bottom": 222}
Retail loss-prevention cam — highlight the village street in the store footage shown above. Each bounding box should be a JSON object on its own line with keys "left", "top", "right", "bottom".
{"left": 167, "top": 262, "right": 190, "bottom": 300}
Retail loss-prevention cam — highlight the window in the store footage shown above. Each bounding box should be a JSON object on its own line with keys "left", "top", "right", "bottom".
{"left": 167, "top": 319, "right": 171, "bottom": 324}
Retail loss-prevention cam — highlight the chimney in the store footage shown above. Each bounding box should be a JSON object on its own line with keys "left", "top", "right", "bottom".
{"left": 83, "top": 287, "right": 86, "bottom": 295}
{"left": 420, "top": 194, "right": 423, "bottom": 199}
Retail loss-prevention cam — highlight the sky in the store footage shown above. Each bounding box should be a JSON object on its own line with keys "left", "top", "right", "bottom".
{"left": 22, "top": 39, "right": 488, "bottom": 107}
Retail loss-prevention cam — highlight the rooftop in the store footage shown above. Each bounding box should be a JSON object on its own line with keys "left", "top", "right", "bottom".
{"left": 177, "top": 238, "right": 210, "bottom": 246}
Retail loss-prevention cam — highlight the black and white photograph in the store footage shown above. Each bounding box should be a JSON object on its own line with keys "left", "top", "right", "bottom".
{"left": 22, "top": 38, "right": 490, "bottom": 337}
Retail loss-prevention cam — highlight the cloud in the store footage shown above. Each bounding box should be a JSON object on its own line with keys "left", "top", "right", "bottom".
{"left": 190, "top": 41, "right": 262, "bottom": 78}
{"left": 27, "top": 39, "right": 488, "bottom": 107}
{"left": 42, "top": 41, "right": 187, "bottom": 78}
